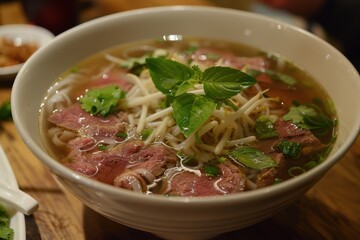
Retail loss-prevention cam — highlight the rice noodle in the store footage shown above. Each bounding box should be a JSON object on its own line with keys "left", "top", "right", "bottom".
{"left": 46, "top": 44, "right": 281, "bottom": 166}
{"left": 119, "top": 68, "right": 276, "bottom": 158}
{"left": 134, "top": 168, "right": 156, "bottom": 183}
{"left": 48, "top": 127, "right": 77, "bottom": 147}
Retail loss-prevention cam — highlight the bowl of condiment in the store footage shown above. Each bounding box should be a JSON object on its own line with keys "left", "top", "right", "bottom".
{"left": 0, "top": 24, "right": 54, "bottom": 79}
{"left": 11, "top": 6, "right": 360, "bottom": 240}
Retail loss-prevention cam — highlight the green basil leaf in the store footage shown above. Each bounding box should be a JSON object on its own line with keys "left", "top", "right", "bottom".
{"left": 175, "top": 79, "right": 199, "bottom": 96}
{"left": 203, "top": 66, "right": 256, "bottom": 100}
{"left": 146, "top": 57, "right": 194, "bottom": 96}
{"left": 230, "top": 146, "right": 278, "bottom": 170}
{"left": 172, "top": 93, "right": 216, "bottom": 137}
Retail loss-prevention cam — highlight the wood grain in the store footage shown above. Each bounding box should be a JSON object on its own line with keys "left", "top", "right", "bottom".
{"left": 0, "top": 1, "right": 359, "bottom": 239}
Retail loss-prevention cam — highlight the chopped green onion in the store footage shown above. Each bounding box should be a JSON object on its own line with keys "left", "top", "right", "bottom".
{"left": 141, "top": 128, "right": 153, "bottom": 140}
{"left": 97, "top": 144, "right": 107, "bottom": 151}
{"left": 230, "top": 146, "right": 278, "bottom": 170}
{"left": 116, "top": 132, "right": 128, "bottom": 139}
{"left": 273, "top": 178, "right": 283, "bottom": 184}
{"left": 277, "top": 140, "right": 301, "bottom": 159}
{"left": 288, "top": 166, "right": 306, "bottom": 177}
{"left": 217, "top": 156, "right": 227, "bottom": 163}
{"left": 204, "top": 164, "right": 221, "bottom": 177}
{"left": 255, "top": 115, "right": 278, "bottom": 139}
{"left": 302, "top": 160, "right": 318, "bottom": 171}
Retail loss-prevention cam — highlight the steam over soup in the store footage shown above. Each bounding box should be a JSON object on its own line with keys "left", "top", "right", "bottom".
{"left": 39, "top": 37, "right": 337, "bottom": 196}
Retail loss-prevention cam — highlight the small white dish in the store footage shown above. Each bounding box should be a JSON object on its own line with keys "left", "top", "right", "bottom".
{"left": 0, "top": 24, "right": 54, "bottom": 79}
{"left": 0, "top": 145, "right": 26, "bottom": 240}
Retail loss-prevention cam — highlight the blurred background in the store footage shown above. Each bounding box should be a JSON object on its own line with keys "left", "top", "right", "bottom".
{"left": 0, "top": 0, "right": 359, "bottom": 70}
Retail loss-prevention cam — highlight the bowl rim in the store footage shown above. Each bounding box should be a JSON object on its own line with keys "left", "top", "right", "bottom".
{"left": 12, "top": 5, "right": 360, "bottom": 205}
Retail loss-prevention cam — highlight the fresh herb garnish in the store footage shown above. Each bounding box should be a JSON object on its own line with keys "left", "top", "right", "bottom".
{"left": 115, "top": 132, "right": 128, "bottom": 139}
{"left": 273, "top": 178, "right": 283, "bottom": 184}
{"left": 0, "top": 204, "right": 13, "bottom": 240}
{"left": 141, "top": 128, "right": 153, "bottom": 140}
{"left": 302, "top": 160, "right": 318, "bottom": 170}
{"left": 79, "top": 85, "right": 125, "bottom": 117}
{"left": 230, "top": 146, "right": 278, "bottom": 170}
{"left": 202, "top": 66, "right": 256, "bottom": 100}
{"left": 204, "top": 164, "right": 221, "bottom": 177}
{"left": 303, "top": 113, "right": 334, "bottom": 135}
{"left": 277, "top": 140, "right": 301, "bottom": 159}
{"left": 97, "top": 144, "right": 107, "bottom": 151}
{"left": 146, "top": 57, "right": 256, "bottom": 137}
{"left": 172, "top": 93, "right": 216, "bottom": 137}
{"left": 288, "top": 166, "right": 306, "bottom": 177}
{"left": 146, "top": 57, "right": 194, "bottom": 96}
{"left": 0, "top": 100, "right": 12, "bottom": 121}
{"left": 255, "top": 115, "right": 278, "bottom": 139}
{"left": 283, "top": 104, "right": 334, "bottom": 135}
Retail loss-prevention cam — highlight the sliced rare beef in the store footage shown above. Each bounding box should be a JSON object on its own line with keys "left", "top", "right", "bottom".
{"left": 113, "top": 143, "right": 178, "bottom": 191}
{"left": 48, "top": 103, "right": 128, "bottom": 140}
{"left": 275, "top": 120, "right": 325, "bottom": 155}
{"left": 67, "top": 141, "right": 144, "bottom": 184}
{"left": 65, "top": 140, "right": 178, "bottom": 187}
{"left": 253, "top": 120, "right": 326, "bottom": 188}
{"left": 88, "top": 70, "right": 134, "bottom": 92}
{"left": 166, "top": 161, "right": 246, "bottom": 196}
{"left": 256, "top": 152, "right": 285, "bottom": 188}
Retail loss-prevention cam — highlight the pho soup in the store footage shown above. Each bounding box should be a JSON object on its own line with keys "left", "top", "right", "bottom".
{"left": 39, "top": 37, "right": 337, "bottom": 197}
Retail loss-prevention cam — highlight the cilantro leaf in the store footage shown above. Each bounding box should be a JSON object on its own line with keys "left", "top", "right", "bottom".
{"left": 203, "top": 66, "right": 256, "bottom": 100}
{"left": 0, "top": 204, "right": 13, "bottom": 240}
{"left": 230, "top": 146, "right": 278, "bottom": 170}
{"left": 283, "top": 105, "right": 317, "bottom": 129}
{"left": 79, "top": 85, "right": 125, "bottom": 117}
{"left": 172, "top": 93, "right": 216, "bottom": 137}
{"left": 283, "top": 104, "right": 334, "bottom": 135}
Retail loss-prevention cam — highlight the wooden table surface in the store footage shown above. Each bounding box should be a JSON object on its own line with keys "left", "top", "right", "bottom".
{"left": 1, "top": 1, "right": 359, "bottom": 239}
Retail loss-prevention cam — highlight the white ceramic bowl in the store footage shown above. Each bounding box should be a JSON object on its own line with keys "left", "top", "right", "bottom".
{"left": 0, "top": 24, "right": 54, "bottom": 79}
{"left": 11, "top": 6, "right": 360, "bottom": 240}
